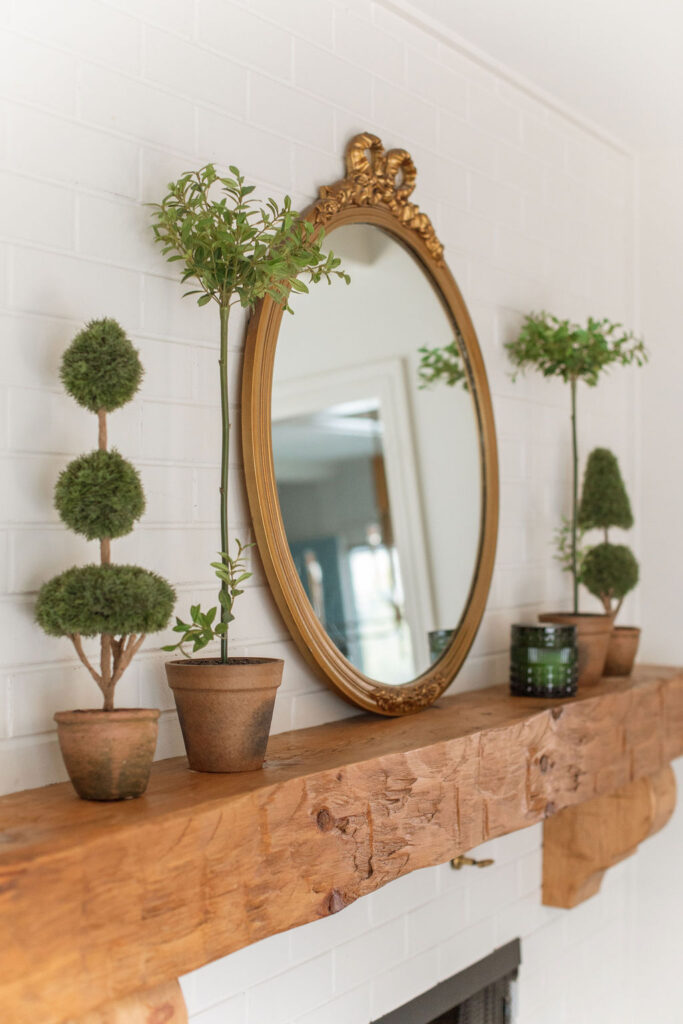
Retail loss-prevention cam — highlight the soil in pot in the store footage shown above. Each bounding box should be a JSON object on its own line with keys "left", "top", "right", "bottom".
{"left": 538, "top": 612, "right": 613, "bottom": 687}
{"left": 54, "top": 708, "right": 159, "bottom": 801}
{"left": 165, "top": 657, "right": 283, "bottom": 773}
{"left": 604, "top": 626, "right": 641, "bottom": 676}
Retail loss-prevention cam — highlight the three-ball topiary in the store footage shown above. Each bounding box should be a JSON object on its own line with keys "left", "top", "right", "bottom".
{"left": 577, "top": 448, "right": 638, "bottom": 616}
{"left": 36, "top": 319, "right": 175, "bottom": 711}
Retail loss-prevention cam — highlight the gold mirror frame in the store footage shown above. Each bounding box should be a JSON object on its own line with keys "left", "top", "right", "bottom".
{"left": 242, "top": 133, "right": 499, "bottom": 715}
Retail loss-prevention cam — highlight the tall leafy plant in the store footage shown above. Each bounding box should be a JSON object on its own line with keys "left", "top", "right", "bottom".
{"left": 151, "top": 165, "right": 349, "bottom": 662}
{"left": 506, "top": 312, "right": 646, "bottom": 613}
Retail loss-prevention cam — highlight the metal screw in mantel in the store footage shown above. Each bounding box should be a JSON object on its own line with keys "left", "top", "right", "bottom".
{"left": 451, "top": 854, "right": 495, "bottom": 869}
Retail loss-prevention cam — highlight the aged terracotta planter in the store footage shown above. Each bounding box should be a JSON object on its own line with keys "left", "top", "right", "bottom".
{"left": 54, "top": 708, "right": 159, "bottom": 801}
{"left": 166, "top": 658, "right": 283, "bottom": 772}
{"left": 604, "top": 626, "right": 641, "bottom": 676}
{"left": 538, "top": 612, "right": 613, "bottom": 687}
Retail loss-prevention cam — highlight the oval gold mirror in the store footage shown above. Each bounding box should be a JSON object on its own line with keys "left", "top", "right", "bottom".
{"left": 243, "top": 133, "right": 498, "bottom": 715}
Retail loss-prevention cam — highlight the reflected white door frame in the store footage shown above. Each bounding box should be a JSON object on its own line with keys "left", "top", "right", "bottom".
{"left": 272, "top": 357, "right": 436, "bottom": 672}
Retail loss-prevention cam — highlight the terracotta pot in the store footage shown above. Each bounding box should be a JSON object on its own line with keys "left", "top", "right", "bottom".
{"left": 604, "top": 626, "right": 641, "bottom": 676}
{"left": 54, "top": 708, "right": 159, "bottom": 801}
{"left": 166, "top": 658, "right": 283, "bottom": 772}
{"left": 538, "top": 612, "right": 613, "bottom": 687}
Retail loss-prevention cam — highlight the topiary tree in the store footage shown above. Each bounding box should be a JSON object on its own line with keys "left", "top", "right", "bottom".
{"left": 506, "top": 312, "right": 647, "bottom": 613}
{"left": 577, "top": 447, "right": 639, "bottom": 615}
{"left": 35, "top": 318, "right": 175, "bottom": 711}
{"left": 578, "top": 447, "right": 633, "bottom": 536}
{"left": 151, "top": 164, "right": 349, "bottom": 662}
{"left": 581, "top": 543, "right": 639, "bottom": 615}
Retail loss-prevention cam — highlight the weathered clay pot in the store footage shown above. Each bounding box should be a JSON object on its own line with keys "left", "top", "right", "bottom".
{"left": 166, "top": 658, "right": 283, "bottom": 772}
{"left": 538, "top": 612, "right": 613, "bottom": 687}
{"left": 54, "top": 708, "right": 159, "bottom": 801}
{"left": 604, "top": 626, "right": 641, "bottom": 676}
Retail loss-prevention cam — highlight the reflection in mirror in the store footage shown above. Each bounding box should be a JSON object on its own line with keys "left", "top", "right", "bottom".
{"left": 272, "top": 224, "right": 482, "bottom": 686}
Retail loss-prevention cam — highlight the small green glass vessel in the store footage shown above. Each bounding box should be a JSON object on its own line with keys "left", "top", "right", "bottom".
{"left": 510, "top": 624, "right": 578, "bottom": 697}
{"left": 429, "top": 628, "right": 454, "bottom": 663}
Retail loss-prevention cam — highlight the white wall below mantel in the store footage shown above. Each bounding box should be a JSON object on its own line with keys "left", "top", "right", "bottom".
{"left": 0, "top": 1, "right": 680, "bottom": 1022}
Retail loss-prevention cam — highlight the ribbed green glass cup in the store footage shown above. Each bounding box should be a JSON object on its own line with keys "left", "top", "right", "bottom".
{"left": 429, "top": 629, "right": 454, "bottom": 663}
{"left": 510, "top": 624, "right": 578, "bottom": 697}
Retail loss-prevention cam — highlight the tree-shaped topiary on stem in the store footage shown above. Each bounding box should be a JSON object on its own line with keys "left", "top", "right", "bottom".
{"left": 151, "top": 164, "right": 349, "bottom": 662}
{"left": 506, "top": 312, "right": 646, "bottom": 613}
{"left": 35, "top": 319, "right": 175, "bottom": 711}
{"left": 578, "top": 448, "right": 639, "bottom": 616}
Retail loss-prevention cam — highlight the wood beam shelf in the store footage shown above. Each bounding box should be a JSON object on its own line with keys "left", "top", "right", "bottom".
{"left": 2, "top": 666, "right": 682, "bottom": 1023}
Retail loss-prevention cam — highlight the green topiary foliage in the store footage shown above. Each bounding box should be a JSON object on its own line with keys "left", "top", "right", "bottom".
{"left": 36, "top": 564, "right": 175, "bottom": 638}
{"left": 55, "top": 449, "right": 145, "bottom": 540}
{"left": 581, "top": 543, "right": 639, "bottom": 608}
{"left": 578, "top": 448, "right": 633, "bottom": 531}
{"left": 60, "top": 318, "right": 143, "bottom": 412}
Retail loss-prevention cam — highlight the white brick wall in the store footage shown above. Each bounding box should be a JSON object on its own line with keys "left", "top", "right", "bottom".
{"left": 0, "top": 1, "right": 678, "bottom": 1021}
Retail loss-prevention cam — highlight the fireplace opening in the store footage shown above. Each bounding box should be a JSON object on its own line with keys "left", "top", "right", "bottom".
{"left": 371, "top": 940, "right": 520, "bottom": 1024}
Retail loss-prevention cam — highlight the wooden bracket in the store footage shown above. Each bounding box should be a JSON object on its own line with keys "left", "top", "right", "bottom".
{"left": 66, "top": 980, "right": 187, "bottom": 1024}
{"left": 543, "top": 764, "right": 676, "bottom": 908}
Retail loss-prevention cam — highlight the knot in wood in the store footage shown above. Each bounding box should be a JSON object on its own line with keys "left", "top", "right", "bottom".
{"left": 327, "top": 889, "right": 346, "bottom": 914}
{"left": 551, "top": 707, "right": 564, "bottom": 720}
{"left": 149, "top": 1005, "right": 175, "bottom": 1024}
{"left": 539, "top": 755, "right": 550, "bottom": 773}
{"left": 316, "top": 808, "right": 333, "bottom": 832}
{"left": 545, "top": 801, "right": 557, "bottom": 817}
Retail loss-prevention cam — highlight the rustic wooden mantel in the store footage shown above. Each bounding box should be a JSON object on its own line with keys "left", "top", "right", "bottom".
{"left": 2, "top": 666, "right": 682, "bottom": 1023}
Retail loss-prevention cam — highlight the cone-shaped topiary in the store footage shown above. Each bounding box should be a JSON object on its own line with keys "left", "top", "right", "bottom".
{"left": 581, "top": 543, "right": 639, "bottom": 615}
{"left": 36, "top": 319, "right": 175, "bottom": 711}
{"left": 55, "top": 449, "right": 145, "bottom": 540}
{"left": 578, "top": 447, "right": 633, "bottom": 532}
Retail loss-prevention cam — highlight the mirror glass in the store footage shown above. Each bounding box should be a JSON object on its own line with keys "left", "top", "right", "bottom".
{"left": 271, "top": 224, "right": 482, "bottom": 686}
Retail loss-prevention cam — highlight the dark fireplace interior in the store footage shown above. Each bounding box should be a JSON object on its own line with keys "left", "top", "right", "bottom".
{"left": 372, "top": 940, "right": 520, "bottom": 1024}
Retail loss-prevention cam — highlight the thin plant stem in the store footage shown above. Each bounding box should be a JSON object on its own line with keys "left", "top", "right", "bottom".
{"left": 219, "top": 304, "right": 230, "bottom": 663}
{"left": 98, "top": 407, "right": 107, "bottom": 450}
{"left": 570, "top": 377, "right": 578, "bottom": 615}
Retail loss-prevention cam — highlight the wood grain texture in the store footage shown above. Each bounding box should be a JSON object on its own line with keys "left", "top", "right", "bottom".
{"left": 1, "top": 667, "right": 682, "bottom": 1023}
{"left": 543, "top": 765, "right": 676, "bottom": 908}
{"left": 67, "top": 980, "right": 187, "bottom": 1024}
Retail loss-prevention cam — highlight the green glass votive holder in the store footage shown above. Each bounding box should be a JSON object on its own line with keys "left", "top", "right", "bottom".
{"left": 510, "top": 624, "right": 578, "bottom": 697}
{"left": 429, "top": 629, "right": 454, "bottom": 663}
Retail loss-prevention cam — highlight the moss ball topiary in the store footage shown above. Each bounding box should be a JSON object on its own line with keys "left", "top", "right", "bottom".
{"left": 578, "top": 448, "right": 633, "bottom": 531}
{"left": 36, "top": 564, "right": 176, "bottom": 638}
{"left": 60, "top": 318, "right": 143, "bottom": 412}
{"left": 55, "top": 449, "right": 145, "bottom": 540}
{"left": 582, "top": 542, "right": 639, "bottom": 603}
